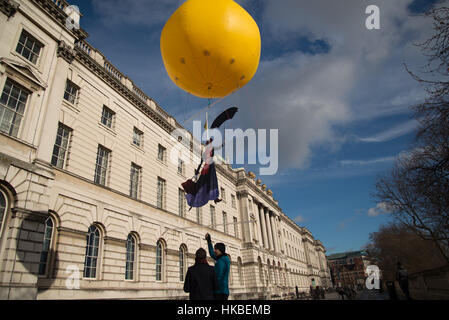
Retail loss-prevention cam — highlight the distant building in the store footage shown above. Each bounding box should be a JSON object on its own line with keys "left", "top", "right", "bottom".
{"left": 327, "top": 250, "right": 371, "bottom": 288}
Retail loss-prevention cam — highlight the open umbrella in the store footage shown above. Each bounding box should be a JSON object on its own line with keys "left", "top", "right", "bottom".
{"left": 210, "top": 107, "right": 238, "bottom": 129}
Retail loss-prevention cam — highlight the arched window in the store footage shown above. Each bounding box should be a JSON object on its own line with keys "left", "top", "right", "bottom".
{"left": 179, "top": 245, "right": 187, "bottom": 282}
{"left": 125, "top": 234, "right": 136, "bottom": 280}
{"left": 237, "top": 257, "right": 243, "bottom": 285}
{"left": 38, "top": 216, "right": 54, "bottom": 276}
{"left": 0, "top": 190, "right": 7, "bottom": 236}
{"left": 83, "top": 225, "right": 101, "bottom": 278}
{"left": 156, "top": 240, "right": 164, "bottom": 281}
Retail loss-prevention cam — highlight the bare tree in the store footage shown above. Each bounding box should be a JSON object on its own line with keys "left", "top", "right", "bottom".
{"left": 365, "top": 222, "right": 447, "bottom": 280}
{"left": 374, "top": 6, "right": 449, "bottom": 263}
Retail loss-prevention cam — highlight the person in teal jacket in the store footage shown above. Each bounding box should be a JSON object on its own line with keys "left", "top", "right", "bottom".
{"left": 205, "top": 233, "right": 230, "bottom": 300}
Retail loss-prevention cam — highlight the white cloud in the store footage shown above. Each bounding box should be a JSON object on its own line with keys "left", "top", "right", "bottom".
{"left": 367, "top": 202, "right": 391, "bottom": 216}
{"left": 293, "top": 214, "right": 305, "bottom": 223}
{"left": 233, "top": 0, "right": 433, "bottom": 170}
{"left": 340, "top": 156, "right": 396, "bottom": 166}
{"left": 356, "top": 119, "right": 419, "bottom": 143}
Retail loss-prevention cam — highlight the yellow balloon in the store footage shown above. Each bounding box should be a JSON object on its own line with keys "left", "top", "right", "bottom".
{"left": 160, "top": 0, "right": 261, "bottom": 98}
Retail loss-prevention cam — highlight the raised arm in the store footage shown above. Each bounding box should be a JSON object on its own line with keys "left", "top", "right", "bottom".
{"left": 208, "top": 239, "right": 217, "bottom": 260}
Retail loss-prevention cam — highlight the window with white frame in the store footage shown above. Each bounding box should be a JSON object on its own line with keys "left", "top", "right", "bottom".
{"left": 15, "top": 29, "right": 43, "bottom": 64}
{"left": 132, "top": 127, "right": 143, "bottom": 147}
{"left": 223, "top": 211, "right": 228, "bottom": 234}
{"left": 63, "top": 79, "right": 78, "bottom": 104}
{"left": 100, "top": 105, "right": 115, "bottom": 129}
{"left": 0, "top": 78, "right": 30, "bottom": 137}
{"left": 179, "top": 245, "right": 186, "bottom": 282}
{"left": 125, "top": 234, "right": 136, "bottom": 280}
{"left": 83, "top": 225, "right": 101, "bottom": 278}
{"left": 156, "top": 240, "right": 164, "bottom": 281}
{"left": 129, "top": 163, "right": 141, "bottom": 199}
{"left": 39, "top": 216, "right": 54, "bottom": 276}
{"left": 51, "top": 122, "right": 71, "bottom": 169}
{"left": 178, "top": 188, "right": 186, "bottom": 217}
{"left": 210, "top": 205, "right": 216, "bottom": 229}
{"left": 94, "top": 145, "right": 110, "bottom": 186}
{"left": 157, "top": 177, "right": 166, "bottom": 209}
{"left": 157, "top": 144, "right": 166, "bottom": 162}
{"left": 231, "top": 194, "right": 236, "bottom": 208}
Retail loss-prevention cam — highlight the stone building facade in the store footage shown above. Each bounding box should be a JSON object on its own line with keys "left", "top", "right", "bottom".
{"left": 327, "top": 250, "right": 370, "bottom": 288}
{"left": 0, "top": 0, "right": 331, "bottom": 299}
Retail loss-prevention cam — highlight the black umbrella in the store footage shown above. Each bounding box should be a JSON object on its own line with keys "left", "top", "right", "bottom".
{"left": 210, "top": 107, "right": 238, "bottom": 129}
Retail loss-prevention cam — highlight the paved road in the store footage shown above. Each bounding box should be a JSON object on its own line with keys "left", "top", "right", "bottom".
{"left": 357, "top": 289, "right": 390, "bottom": 300}
{"left": 322, "top": 289, "right": 390, "bottom": 300}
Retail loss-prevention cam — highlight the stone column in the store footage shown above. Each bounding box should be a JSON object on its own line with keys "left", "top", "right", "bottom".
{"left": 272, "top": 213, "right": 280, "bottom": 253}
{"left": 264, "top": 208, "right": 273, "bottom": 251}
{"left": 268, "top": 212, "right": 277, "bottom": 252}
{"left": 35, "top": 41, "right": 74, "bottom": 162}
{"left": 239, "top": 195, "right": 253, "bottom": 244}
{"left": 258, "top": 204, "right": 268, "bottom": 249}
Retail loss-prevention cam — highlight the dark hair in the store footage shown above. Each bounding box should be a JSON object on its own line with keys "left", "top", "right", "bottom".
{"left": 214, "top": 242, "right": 226, "bottom": 254}
{"left": 195, "top": 248, "right": 206, "bottom": 260}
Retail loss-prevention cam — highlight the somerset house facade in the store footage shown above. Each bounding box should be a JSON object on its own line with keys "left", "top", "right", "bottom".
{"left": 0, "top": 0, "right": 331, "bottom": 299}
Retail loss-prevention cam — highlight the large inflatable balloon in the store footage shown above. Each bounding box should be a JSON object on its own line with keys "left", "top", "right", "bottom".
{"left": 160, "top": 0, "right": 261, "bottom": 98}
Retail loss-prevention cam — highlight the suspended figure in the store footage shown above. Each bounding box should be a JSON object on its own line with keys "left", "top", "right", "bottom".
{"left": 182, "top": 107, "right": 238, "bottom": 210}
{"left": 161, "top": 0, "right": 260, "bottom": 208}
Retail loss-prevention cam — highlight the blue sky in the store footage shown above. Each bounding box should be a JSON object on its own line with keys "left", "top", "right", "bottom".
{"left": 72, "top": 0, "right": 441, "bottom": 254}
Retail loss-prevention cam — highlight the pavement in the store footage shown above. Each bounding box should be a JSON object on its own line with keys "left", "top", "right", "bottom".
{"left": 322, "top": 289, "right": 390, "bottom": 300}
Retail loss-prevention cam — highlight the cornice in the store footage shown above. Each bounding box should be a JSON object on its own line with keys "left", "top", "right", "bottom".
{"left": 0, "top": 0, "right": 19, "bottom": 18}
{"left": 236, "top": 178, "right": 281, "bottom": 212}
{"left": 30, "top": 0, "right": 88, "bottom": 40}
{"left": 74, "top": 47, "right": 175, "bottom": 135}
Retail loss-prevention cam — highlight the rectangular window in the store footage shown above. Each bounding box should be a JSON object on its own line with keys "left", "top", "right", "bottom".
{"left": 157, "top": 177, "right": 166, "bottom": 209}
{"left": 0, "top": 78, "right": 30, "bottom": 137}
{"left": 15, "top": 29, "right": 43, "bottom": 64}
{"left": 101, "top": 105, "right": 115, "bottom": 129}
{"left": 233, "top": 217, "right": 239, "bottom": 238}
{"left": 196, "top": 207, "right": 202, "bottom": 225}
{"left": 178, "top": 188, "right": 186, "bottom": 217}
{"left": 231, "top": 194, "right": 236, "bottom": 209}
{"left": 132, "top": 127, "right": 143, "bottom": 147}
{"left": 210, "top": 205, "right": 216, "bottom": 230}
{"left": 63, "top": 80, "right": 78, "bottom": 104}
{"left": 177, "top": 158, "right": 184, "bottom": 175}
{"left": 129, "top": 163, "right": 141, "bottom": 199}
{"left": 94, "top": 145, "right": 110, "bottom": 186}
{"left": 221, "top": 187, "right": 226, "bottom": 203}
{"left": 223, "top": 212, "right": 228, "bottom": 234}
{"left": 51, "top": 122, "right": 71, "bottom": 168}
{"left": 248, "top": 199, "right": 253, "bottom": 214}
{"left": 158, "top": 144, "right": 166, "bottom": 162}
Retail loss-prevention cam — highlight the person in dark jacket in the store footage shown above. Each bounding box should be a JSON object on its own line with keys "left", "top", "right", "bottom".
{"left": 183, "top": 248, "right": 218, "bottom": 300}
{"left": 205, "top": 233, "right": 230, "bottom": 300}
